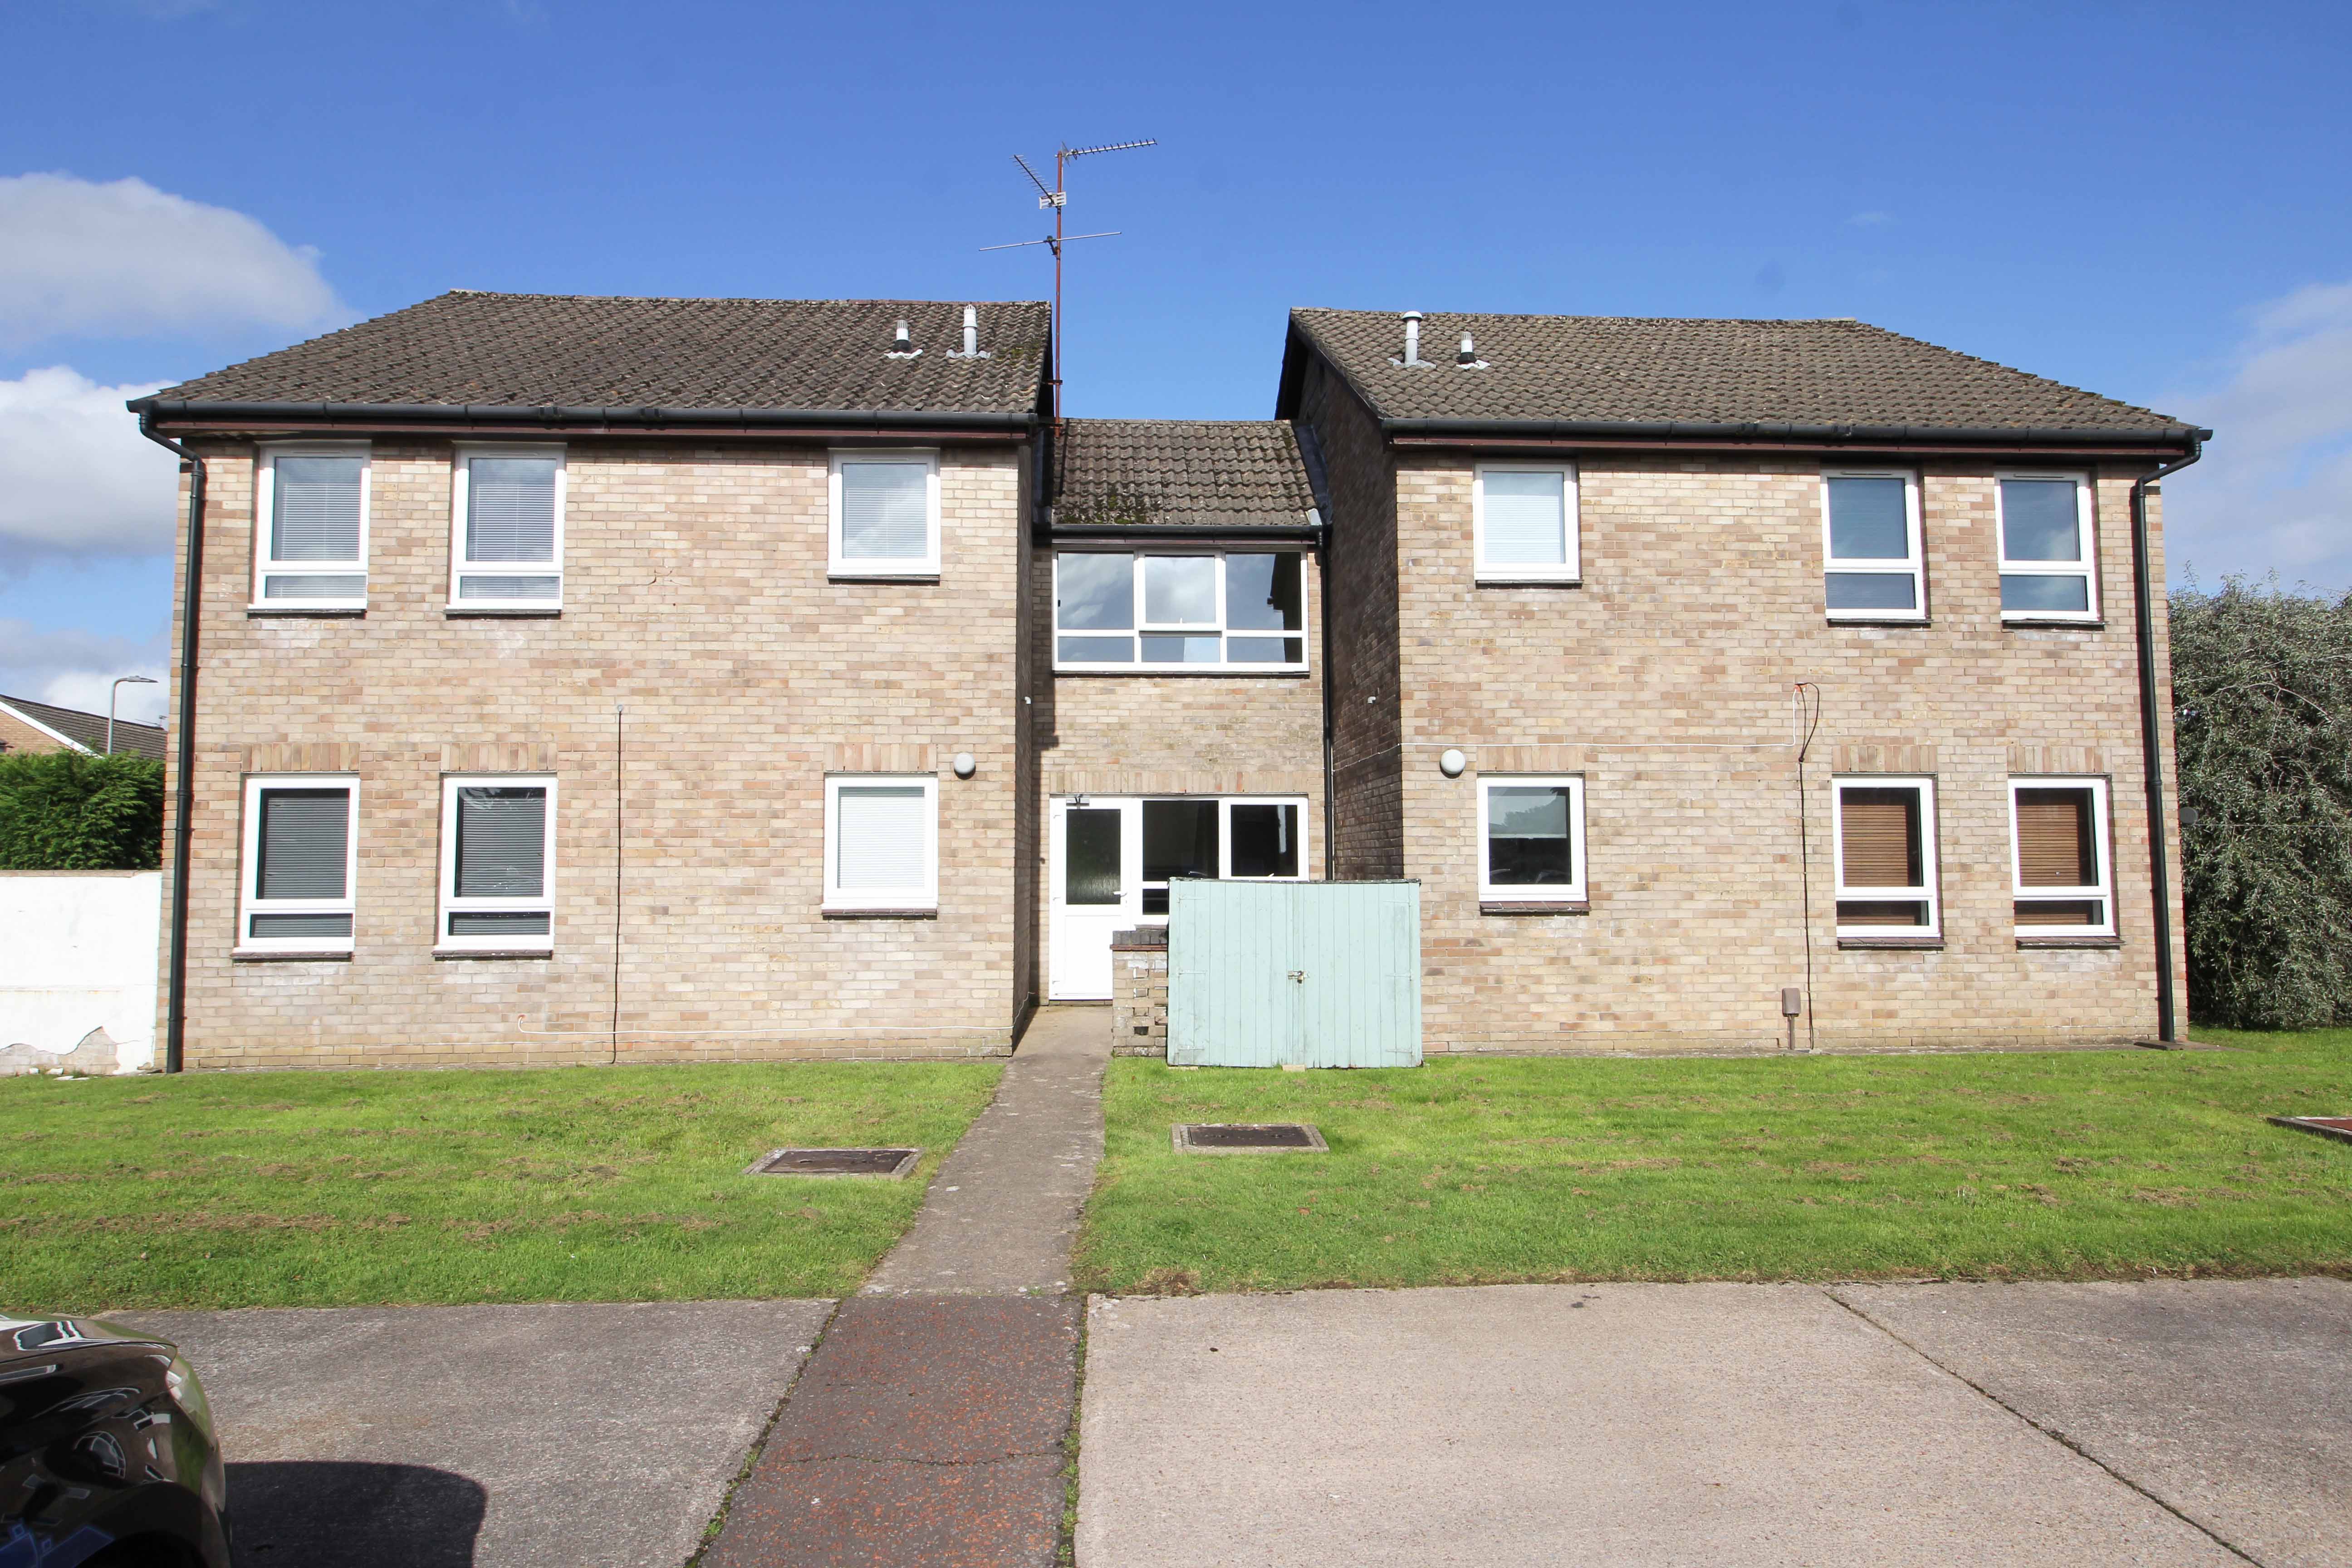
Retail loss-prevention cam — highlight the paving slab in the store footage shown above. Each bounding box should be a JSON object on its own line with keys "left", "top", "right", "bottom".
{"left": 122, "top": 1299, "right": 830, "bottom": 1568}
{"left": 1834, "top": 1278, "right": 2352, "bottom": 1568}
{"left": 1077, "top": 1284, "right": 2245, "bottom": 1568}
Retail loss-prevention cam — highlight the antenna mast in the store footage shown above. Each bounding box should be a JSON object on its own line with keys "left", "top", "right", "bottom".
{"left": 981, "top": 137, "right": 1156, "bottom": 415}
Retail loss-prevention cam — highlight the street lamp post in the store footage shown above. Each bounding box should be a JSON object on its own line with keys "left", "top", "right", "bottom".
{"left": 108, "top": 676, "right": 158, "bottom": 755}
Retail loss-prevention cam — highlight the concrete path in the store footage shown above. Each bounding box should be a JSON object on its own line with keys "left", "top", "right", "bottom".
{"left": 1078, "top": 1280, "right": 2351, "bottom": 1568}
{"left": 703, "top": 1005, "right": 1111, "bottom": 1567}
{"left": 121, "top": 1300, "right": 830, "bottom": 1568}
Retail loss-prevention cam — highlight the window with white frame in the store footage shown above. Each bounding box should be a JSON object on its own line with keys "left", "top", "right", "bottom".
{"left": 1833, "top": 777, "right": 1940, "bottom": 936}
{"left": 450, "top": 448, "right": 564, "bottom": 608}
{"left": 1997, "top": 472, "right": 2097, "bottom": 621}
{"left": 1821, "top": 470, "right": 1924, "bottom": 620}
{"left": 825, "top": 774, "right": 939, "bottom": 912}
{"left": 238, "top": 775, "right": 357, "bottom": 951}
{"left": 1053, "top": 551, "right": 1307, "bottom": 671}
{"left": 1473, "top": 463, "right": 1578, "bottom": 583}
{"left": 254, "top": 445, "right": 369, "bottom": 607}
{"left": 1477, "top": 775, "right": 1587, "bottom": 903}
{"left": 2010, "top": 777, "right": 2114, "bottom": 936}
{"left": 830, "top": 451, "right": 941, "bottom": 577}
{"left": 1135, "top": 796, "right": 1308, "bottom": 915}
{"left": 437, "top": 776, "right": 556, "bottom": 950}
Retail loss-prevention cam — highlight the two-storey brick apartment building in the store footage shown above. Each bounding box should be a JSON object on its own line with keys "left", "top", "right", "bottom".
{"left": 1279, "top": 309, "right": 2204, "bottom": 1051}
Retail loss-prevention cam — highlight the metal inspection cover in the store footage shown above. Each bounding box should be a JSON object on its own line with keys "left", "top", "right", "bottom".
{"left": 746, "top": 1147, "right": 921, "bottom": 1178}
{"left": 1172, "top": 1122, "right": 1328, "bottom": 1153}
{"left": 2267, "top": 1116, "right": 2352, "bottom": 1147}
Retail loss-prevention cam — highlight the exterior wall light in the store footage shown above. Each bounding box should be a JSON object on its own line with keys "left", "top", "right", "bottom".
{"left": 952, "top": 752, "right": 978, "bottom": 779}
{"left": 1439, "top": 748, "right": 1467, "bottom": 778}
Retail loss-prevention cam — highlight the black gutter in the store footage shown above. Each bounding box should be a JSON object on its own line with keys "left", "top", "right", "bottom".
{"left": 2131, "top": 436, "right": 2205, "bottom": 1043}
{"left": 129, "top": 398, "right": 1036, "bottom": 433}
{"left": 1381, "top": 415, "right": 2212, "bottom": 449}
{"left": 134, "top": 409, "right": 205, "bottom": 1075}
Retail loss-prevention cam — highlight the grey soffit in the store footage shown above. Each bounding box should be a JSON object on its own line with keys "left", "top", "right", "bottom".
{"left": 1053, "top": 418, "right": 1320, "bottom": 532}
{"left": 0, "top": 694, "right": 164, "bottom": 760}
{"left": 133, "top": 293, "right": 1052, "bottom": 424}
{"left": 1286, "top": 308, "right": 2203, "bottom": 443}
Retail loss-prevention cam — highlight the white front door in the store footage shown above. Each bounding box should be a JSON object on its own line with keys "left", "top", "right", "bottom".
{"left": 1049, "top": 798, "right": 1137, "bottom": 1001}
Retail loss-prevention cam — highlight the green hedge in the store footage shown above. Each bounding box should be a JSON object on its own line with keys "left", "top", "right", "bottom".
{"left": 2172, "top": 582, "right": 2352, "bottom": 1028}
{"left": 0, "top": 750, "right": 165, "bottom": 871}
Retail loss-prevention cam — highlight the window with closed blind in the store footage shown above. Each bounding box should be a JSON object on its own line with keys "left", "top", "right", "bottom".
{"left": 1821, "top": 470, "right": 1925, "bottom": 621}
{"left": 254, "top": 445, "right": 370, "bottom": 608}
{"left": 830, "top": 451, "right": 941, "bottom": 577}
{"left": 1478, "top": 775, "right": 1588, "bottom": 905}
{"left": 2010, "top": 777, "right": 2114, "bottom": 937}
{"left": 1474, "top": 463, "right": 1579, "bottom": 583}
{"left": 238, "top": 774, "right": 357, "bottom": 952}
{"left": 1833, "top": 777, "right": 1940, "bottom": 938}
{"left": 1997, "top": 471, "right": 2097, "bottom": 622}
{"left": 825, "top": 774, "right": 939, "bottom": 912}
{"left": 437, "top": 776, "right": 556, "bottom": 951}
{"left": 450, "top": 448, "right": 564, "bottom": 609}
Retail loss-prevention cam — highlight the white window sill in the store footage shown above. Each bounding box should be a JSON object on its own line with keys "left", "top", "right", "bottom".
{"left": 248, "top": 604, "right": 366, "bottom": 617}
{"left": 1827, "top": 614, "right": 1928, "bottom": 627}
{"left": 1474, "top": 575, "right": 1582, "bottom": 587}
{"left": 830, "top": 569, "right": 941, "bottom": 583}
{"left": 432, "top": 946, "right": 554, "bottom": 960}
{"left": 2001, "top": 614, "right": 2102, "bottom": 628}
{"left": 822, "top": 906, "right": 939, "bottom": 920}
{"left": 446, "top": 605, "right": 562, "bottom": 618}
{"left": 1054, "top": 665, "right": 1310, "bottom": 678}
{"left": 232, "top": 947, "right": 353, "bottom": 962}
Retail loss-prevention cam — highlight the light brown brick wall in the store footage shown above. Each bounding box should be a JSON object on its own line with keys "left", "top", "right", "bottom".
{"left": 1382, "top": 451, "right": 2190, "bottom": 1053}
{"left": 160, "top": 438, "right": 1029, "bottom": 1069}
{"left": 1109, "top": 932, "right": 1169, "bottom": 1056}
{"left": 0, "top": 707, "right": 76, "bottom": 755}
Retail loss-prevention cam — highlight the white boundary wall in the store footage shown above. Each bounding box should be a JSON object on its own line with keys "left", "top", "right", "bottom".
{"left": 0, "top": 871, "right": 162, "bottom": 1073}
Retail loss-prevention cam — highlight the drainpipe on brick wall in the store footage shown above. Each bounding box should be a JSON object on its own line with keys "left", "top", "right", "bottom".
{"left": 2130, "top": 433, "right": 2207, "bottom": 1044}
{"left": 136, "top": 412, "right": 206, "bottom": 1074}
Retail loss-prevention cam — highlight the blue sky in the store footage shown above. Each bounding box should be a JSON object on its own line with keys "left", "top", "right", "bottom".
{"left": 4, "top": 0, "right": 2349, "bottom": 721}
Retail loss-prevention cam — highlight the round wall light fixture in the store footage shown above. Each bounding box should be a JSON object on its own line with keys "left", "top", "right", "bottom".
{"left": 1438, "top": 748, "right": 1467, "bottom": 778}
{"left": 951, "top": 751, "right": 978, "bottom": 779}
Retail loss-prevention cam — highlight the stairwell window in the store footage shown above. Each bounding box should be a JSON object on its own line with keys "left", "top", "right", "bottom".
{"left": 825, "top": 775, "right": 939, "bottom": 914}
{"left": 1833, "top": 777, "right": 1940, "bottom": 938}
{"left": 238, "top": 775, "right": 358, "bottom": 953}
{"left": 2011, "top": 778, "right": 2114, "bottom": 937}
{"left": 1473, "top": 463, "right": 1578, "bottom": 583}
{"left": 1998, "top": 472, "right": 2097, "bottom": 621}
{"left": 254, "top": 445, "right": 369, "bottom": 608}
{"left": 830, "top": 451, "right": 941, "bottom": 578}
{"left": 1822, "top": 470, "right": 1924, "bottom": 621}
{"left": 1053, "top": 551, "right": 1306, "bottom": 671}
{"left": 451, "top": 448, "right": 564, "bottom": 609}
{"left": 1478, "top": 776, "right": 1587, "bottom": 905}
{"left": 438, "top": 776, "right": 556, "bottom": 952}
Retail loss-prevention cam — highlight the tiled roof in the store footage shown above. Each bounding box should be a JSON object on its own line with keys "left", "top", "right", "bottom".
{"left": 140, "top": 292, "right": 1051, "bottom": 417}
{"left": 0, "top": 695, "right": 165, "bottom": 760}
{"left": 1054, "top": 419, "right": 1319, "bottom": 530}
{"left": 1285, "top": 309, "right": 2192, "bottom": 435}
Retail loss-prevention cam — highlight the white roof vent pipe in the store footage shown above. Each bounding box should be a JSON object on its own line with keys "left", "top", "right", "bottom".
{"left": 1392, "top": 310, "right": 1428, "bottom": 368}
{"left": 948, "top": 304, "right": 990, "bottom": 360}
{"left": 1455, "top": 331, "right": 1488, "bottom": 370}
{"left": 887, "top": 318, "right": 921, "bottom": 358}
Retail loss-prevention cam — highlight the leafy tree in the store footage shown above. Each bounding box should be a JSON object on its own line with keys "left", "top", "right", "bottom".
{"left": 2172, "top": 579, "right": 2352, "bottom": 1028}
{"left": 0, "top": 750, "right": 165, "bottom": 871}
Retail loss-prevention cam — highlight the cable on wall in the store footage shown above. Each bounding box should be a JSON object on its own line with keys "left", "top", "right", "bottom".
{"left": 1791, "top": 681, "right": 1824, "bottom": 1053}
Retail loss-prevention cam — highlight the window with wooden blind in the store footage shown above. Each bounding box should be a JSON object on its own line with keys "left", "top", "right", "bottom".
{"left": 1833, "top": 777, "right": 1939, "bottom": 936}
{"left": 1479, "top": 775, "right": 1588, "bottom": 904}
{"left": 1821, "top": 470, "right": 1924, "bottom": 621}
{"left": 254, "top": 445, "right": 369, "bottom": 608}
{"left": 238, "top": 774, "right": 358, "bottom": 953}
{"left": 451, "top": 447, "right": 564, "bottom": 609}
{"left": 2010, "top": 777, "right": 2114, "bottom": 936}
{"left": 830, "top": 451, "right": 941, "bottom": 578}
{"left": 1474, "top": 463, "right": 1579, "bottom": 583}
{"left": 825, "top": 774, "right": 939, "bottom": 913}
{"left": 437, "top": 776, "right": 556, "bottom": 951}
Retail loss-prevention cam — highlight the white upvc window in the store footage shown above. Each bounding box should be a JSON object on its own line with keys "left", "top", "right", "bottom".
{"left": 437, "top": 775, "right": 556, "bottom": 951}
{"left": 450, "top": 446, "right": 565, "bottom": 608}
{"left": 1997, "top": 471, "right": 2097, "bottom": 622}
{"left": 1821, "top": 469, "right": 1924, "bottom": 621}
{"left": 1473, "top": 462, "right": 1579, "bottom": 583}
{"left": 1134, "top": 794, "right": 1311, "bottom": 916}
{"left": 237, "top": 774, "right": 358, "bottom": 952}
{"left": 824, "top": 774, "right": 940, "bottom": 912}
{"left": 829, "top": 450, "right": 941, "bottom": 577}
{"left": 1052, "top": 551, "right": 1308, "bottom": 671}
{"left": 2010, "top": 776, "right": 2116, "bottom": 937}
{"left": 1833, "top": 776, "right": 1940, "bottom": 938}
{"left": 1477, "top": 775, "right": 1588, "bottom": 904}
{"left": 253, "top": 443, "right": 370, "bottom": 608}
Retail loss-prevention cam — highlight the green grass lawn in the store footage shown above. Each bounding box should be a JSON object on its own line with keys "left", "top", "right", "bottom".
{"left": 0, "top": 1061, "right": 1000, "bottom": 1311}
{"left": 1077, "top": 1030, "right": 2352, "bottom": 1294}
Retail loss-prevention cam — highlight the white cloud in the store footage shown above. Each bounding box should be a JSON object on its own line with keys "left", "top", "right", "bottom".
{"left": 2163, "top": 279, "right": 2352, "bottom": 594}
{"left": 0, "top": 618, "right": 169, "bottom": 727}
{"left": 0, "top": 367, "right": 180, "bottom": 568}
{"left": 0, "top": 173, "right": 341, "bottom": 347}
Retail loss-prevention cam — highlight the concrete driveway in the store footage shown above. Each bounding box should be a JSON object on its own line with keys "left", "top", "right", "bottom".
{"left": 1077, "top": 1279, "right": 2350, "bottom": 1568}
{"left": 123, "top": 1300, "right": 832, "bottom": 1568}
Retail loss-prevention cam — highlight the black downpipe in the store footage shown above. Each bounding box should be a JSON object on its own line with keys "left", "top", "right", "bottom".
{"left": 136, "top": 412, "right": 206, "bottom": 1074}
{"left": 2130, "top": 437, "right": 2205, "bottom": 1043}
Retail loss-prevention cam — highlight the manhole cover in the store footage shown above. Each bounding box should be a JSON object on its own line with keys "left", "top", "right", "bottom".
{"left": 1172, "top": 1123, "right": 1328, "bottom": 1153}
{"left": 2268, "top": 1116, "right": 2352, "bottom": 1146}
{"left": 745, "top": 1147, "right": 921, "bottom": 1178}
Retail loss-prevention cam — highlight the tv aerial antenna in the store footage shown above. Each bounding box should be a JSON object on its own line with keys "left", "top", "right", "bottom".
{"left": 981, "top": 137, "right": 1156, "bottom": 412}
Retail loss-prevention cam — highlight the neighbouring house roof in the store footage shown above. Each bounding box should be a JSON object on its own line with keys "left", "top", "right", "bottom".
{"left": 1279, "top": 309, "right": 2202, "bottom": 442}
{"left": 132, "top": 293, "right": 1053, "bottom": 427}
{"left": 0, "top": 694, "right": 165, "bottom": 760}
{"left": 1053, "top": 419, "right": 1322, "bottom": 533}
